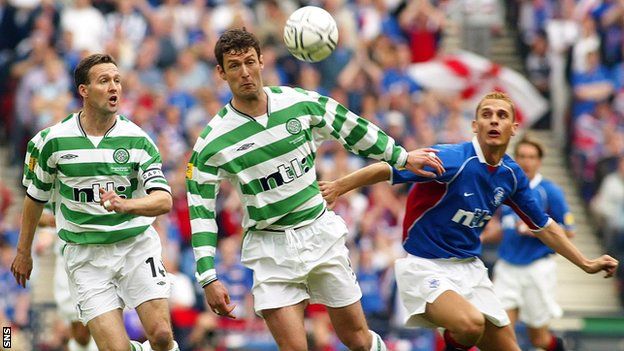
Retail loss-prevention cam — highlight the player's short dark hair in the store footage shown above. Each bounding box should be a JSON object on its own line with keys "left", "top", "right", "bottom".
{"left": 74, "top": 54, "right": 117, "bottom": 89}
{"left": 475, "top": 91, "right": 516, "bottom": 121}
{"left": 514, "top": 135, "right": 544, "bottom": 159}
{"left": 214, "top": 28, "right": 261, "bottom": 69}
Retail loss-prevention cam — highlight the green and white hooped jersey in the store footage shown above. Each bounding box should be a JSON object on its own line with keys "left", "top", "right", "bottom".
{"left": 187, "top": 86, "right": 408, "bottom": 286}
{"left": 23, "top": 113, "right": 170, "bottom": 245}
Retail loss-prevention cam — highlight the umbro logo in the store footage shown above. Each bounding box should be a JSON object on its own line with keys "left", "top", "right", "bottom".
{"left": 60, "top": 154, "right": 79, "bottom": 160}
{"left": 464, "top": 192, "right": 474, "bottom": 197}
{"left": 236, "top": 142, "right": 255, "bottom": 151}
{"left": 157, "top": 281, "right": 166, "bottom": 286}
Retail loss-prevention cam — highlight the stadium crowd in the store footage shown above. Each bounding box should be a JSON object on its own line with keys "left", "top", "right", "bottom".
{"left": 0, "top": 0, "right": 622, "bottom": 350}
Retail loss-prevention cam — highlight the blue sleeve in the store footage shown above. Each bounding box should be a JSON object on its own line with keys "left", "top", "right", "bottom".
{"left": 503, "top": 169, "right": 551, "bottom": 231}
{"left": 546, "top": 183, "right": 575, "bottom": 231}
{"left": 390, "top": 145, "right": 458, "bottom": 185}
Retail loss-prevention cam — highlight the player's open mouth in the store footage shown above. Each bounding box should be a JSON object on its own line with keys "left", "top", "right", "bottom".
{"left": 109, "top": 96, "right": 118, "bottom": 105}
{"left": 487, "top": 130, "right": 501, "bottom": 137}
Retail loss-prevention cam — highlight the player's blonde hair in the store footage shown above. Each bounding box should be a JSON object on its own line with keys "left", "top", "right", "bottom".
{"left": 475, "top": 91, "right": 516, "bottom": 121}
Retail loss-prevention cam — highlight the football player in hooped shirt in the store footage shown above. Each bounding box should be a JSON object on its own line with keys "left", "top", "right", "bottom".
{"left": 320, "top": 92, "right": 618, "bottom": 351}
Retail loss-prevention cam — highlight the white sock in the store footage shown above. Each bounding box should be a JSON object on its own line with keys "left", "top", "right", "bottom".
{"left": 130, "top": 340, "right": 145, "bottom": 351}
{"left": 68, "top": 339, "right": 88, "bottom": 351}
{"left": 140, "top": 339, "right": 179, "bottom": 351}
{"left": 369, "top": 330, "right": 387, "bottom": 351}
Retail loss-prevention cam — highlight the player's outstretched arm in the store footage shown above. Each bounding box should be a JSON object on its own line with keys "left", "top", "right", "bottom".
{"left": 203, "top": 280, "right": 237, "bottom": 319}
{"left": 11, "top": 196, "right": 45, "bottom": 287}
{"left": 99, "top": 188, "right": 172, "bottom": 216}
{"left": 319, "top": 162, "right": 391, "bottom": 207}
{"left": 535, "top": 221, "right": 618, "bottom": 278}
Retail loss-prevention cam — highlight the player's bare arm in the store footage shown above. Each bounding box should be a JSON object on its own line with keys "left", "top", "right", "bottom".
{"left": 320, "top": 148, "right": 445, "bottom": 207}
{"left": 11, "top": 196, "right": 45, "bottom": 287}
{"left": 203, "top": 280, "right": 237, "bottom": 319}
{"left": 99, "top": 188, "right": 172, "bottom": 216}
{"left": 535, "top": 221, "right": 618, "bottom": 277}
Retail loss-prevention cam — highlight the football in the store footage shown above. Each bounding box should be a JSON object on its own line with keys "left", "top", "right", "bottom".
{"left": 283, "top": 6, "right": 339, "bottom": 63}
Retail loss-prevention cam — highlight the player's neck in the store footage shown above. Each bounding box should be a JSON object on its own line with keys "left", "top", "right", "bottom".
{"left": 482, "top": 144, "right": 507, "bottom": 165}
{"left": 79, "top": 107, "right": 116, "bottom": 136}
{"left": 231, "top": 90, "right": 268, "bottom": 117}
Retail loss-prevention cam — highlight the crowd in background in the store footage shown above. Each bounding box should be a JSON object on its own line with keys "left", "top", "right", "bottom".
{"left": 0, "top": 0, "right": 623, "bottom": 350}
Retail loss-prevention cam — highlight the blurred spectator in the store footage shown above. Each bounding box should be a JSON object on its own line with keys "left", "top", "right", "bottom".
{"left": 571, "top": 49, "right": 614, "bottom": 118}
{"left": 592, "top": 156, "right": 624, "bottom": 257}
{"left": 61, "top": 0, "right": 106, "bottom": 53}
{"left": 398, "top": 0, "right": 445, "bottom": 63}
{"left": 449, "top": 0, "right": 504, "bottom": 57}
{"left": 572, "top": 16, "right": 601, "bottom": 73}
{"left": 0, "top": 239, "right": 29, "bottom": 328}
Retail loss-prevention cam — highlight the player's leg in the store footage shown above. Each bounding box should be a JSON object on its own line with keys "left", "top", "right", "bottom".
{"left": 68, "top": 321, "right": 97, "bottom": 351}
{"left": 527, "top": 325, "right": 566, "bottom": 351}
{"left": 86, "top": 309, "right": 133, "bottom": 351}
{"left": 135, "top": 298, "right": 177, "bottom": 351}
{"left": 475, "top": 319, "right": 521, "bottom": 351}
{"left": 262, "top": 301, "right": 308, "bottom": 351}
{"left": 423, "top": 290, "right": 486, "bottom": 347}
{"left": 118, "top": 231, "right": 177, "bottom": 351}
{"left": 326, "top": 301, "right": 385, "bottom": 351}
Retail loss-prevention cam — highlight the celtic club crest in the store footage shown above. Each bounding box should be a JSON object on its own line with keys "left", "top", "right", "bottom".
{"left": 113, "top": 148, "right": 130, "bottom": 164}
{"left": 286, "top": 118, "right": 302, "bottom": 135}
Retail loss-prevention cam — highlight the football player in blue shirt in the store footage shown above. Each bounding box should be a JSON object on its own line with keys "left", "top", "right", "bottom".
{"left": 482, "top": 137, "right": 573, "bottom": 351}
{"left": 320, "top": 92, "right": 618, "bottom": 351}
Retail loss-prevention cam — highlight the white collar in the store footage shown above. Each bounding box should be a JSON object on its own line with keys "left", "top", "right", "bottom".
{"left": 471, "top": 137, "right": 503, "bottom": 166}
{"left": 529, "top": 173, "right": 543, "bottom": 189}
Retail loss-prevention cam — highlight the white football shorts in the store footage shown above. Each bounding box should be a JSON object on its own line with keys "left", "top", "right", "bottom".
{"left": 493, "top": 256, "right": 562, "bottom": 328}
{"left": 395, "top": 254, "right": 510, "bottom": 328}
{"left": 54, "top": 239, "right": 78, "bottom": 322}
{"left": 63, "top": 227, "right": 171, "bottom": 324}
{"left": 241, "top": 210, "right": 362, "bottom": 316}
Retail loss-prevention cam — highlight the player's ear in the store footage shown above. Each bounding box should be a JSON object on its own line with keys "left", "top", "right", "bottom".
{"left": 511, "top": 121, "right": 519, "bottom": 136}
{"left": 258, "top": 54, "right": 264, "bottom": 69}
{"left": 216, "top": 65, "right": 226, "bottom": 81}
{"left": 471, "top": 119, "right": 477, "bottom": 133}
{"left": 78, "top": 84, "right": 88, "bottom": 99}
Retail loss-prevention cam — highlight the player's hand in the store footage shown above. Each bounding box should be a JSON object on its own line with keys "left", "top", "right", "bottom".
{"left": 404, "top": 148, "right": 445, "bottom": 178}
{"left": 319, "top": 180, "right": 340, "bottom": 209}
{"left": 99, "top": 188, "right": 127, "bottom": 213}
{"left": 11, "top": 249, "right": 33, "bottom": 288}
{"left": 584, "top": 255, "right": 618, "bottom": 278}
{"left": 203, "top": 280, "right": 237, "bottom": 319}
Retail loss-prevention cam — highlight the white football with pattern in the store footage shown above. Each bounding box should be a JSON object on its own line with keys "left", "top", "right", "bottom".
{"left": 283, "top": 6, "right": 339, "bottom": 63}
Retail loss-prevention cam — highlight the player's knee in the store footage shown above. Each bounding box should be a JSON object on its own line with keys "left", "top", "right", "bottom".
{"left": 72, "top": 327, "right": 91, "bottom": 346}
{"left": 337, "top": 328, "right": 370, "bottom": 351}
{"left": 275, "top": 339, "right": 307, "bottom": 351}
{"left": 528, "top": 332, "right": 552, "bottom": 348}
{"left": 145, "top": 323, "right": 173, "bottom": 349}
{"left": 452, "top": 313, "right": 485, "bottom": 341}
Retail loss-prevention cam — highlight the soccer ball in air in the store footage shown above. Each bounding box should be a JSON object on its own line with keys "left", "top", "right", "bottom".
{"left": 283, "top": 6, "right": 339, "bottom": 63}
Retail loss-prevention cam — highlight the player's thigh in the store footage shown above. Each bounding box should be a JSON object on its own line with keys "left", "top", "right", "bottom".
{"left": 135, "top": 298, "right": 173, "bottom": 339}
{"left": 87, "top": 309, "right": 129, "bottom": 351}
{"left": 262, "top": 301, "right": 308, "bottom": 351}
{"left": 118, "top": 231, "right": 171, "bottom": 309}
{"left": 424, "top": 290, "right": 485, "bottom": 332}
{"left": 476, "top": 319, "right": 520, "bottom": 351}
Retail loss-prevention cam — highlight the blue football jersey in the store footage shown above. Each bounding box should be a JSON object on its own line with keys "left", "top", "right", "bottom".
{"left": 391, "top": 138, "right": 552, "bottom": 259}
{"left": 498, "top": 174, "right": 574, "bottom": 265}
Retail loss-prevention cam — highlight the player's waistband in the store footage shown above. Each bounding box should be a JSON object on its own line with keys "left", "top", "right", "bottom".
{"left": 407, "top": 253, "right": 477, "bottom": 263}
{"left": 250, "top": 208, "right": 327, "bottom": 233}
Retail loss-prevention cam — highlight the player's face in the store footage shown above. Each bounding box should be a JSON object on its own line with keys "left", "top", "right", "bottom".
{"left": 515, "top": 143, "right": 541, "bottom": 178}
{"left": 218, "top": 48, "right": 264, "bottom": 100}
{"left": 81, "top": 63, "right": 121, "bottom": 116}
{"left": 472, "top": 98, "right": 518, "bottom": 148}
